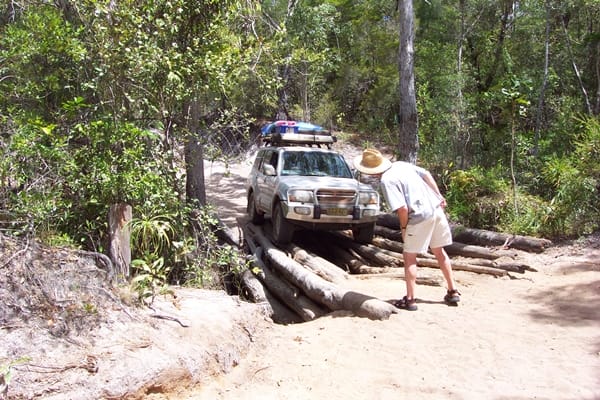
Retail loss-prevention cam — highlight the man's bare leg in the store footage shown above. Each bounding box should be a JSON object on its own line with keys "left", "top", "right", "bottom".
{"left": 431, "top": 246, "right": 461, "bottom": 304}
{"left": 402, "top": 251, "right": 418, "bottom": 299}
{"left": 430, "top": 246, "right": 455, "bottom": 291}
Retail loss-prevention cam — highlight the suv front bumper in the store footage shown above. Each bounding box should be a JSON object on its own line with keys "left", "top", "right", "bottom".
{"left": 282, "top": 201, "right": 379, "bottom": 225}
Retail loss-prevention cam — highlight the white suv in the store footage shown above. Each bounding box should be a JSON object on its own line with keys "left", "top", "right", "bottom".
{"left": 246, "top": 145, "right": 380, "bottom": 245}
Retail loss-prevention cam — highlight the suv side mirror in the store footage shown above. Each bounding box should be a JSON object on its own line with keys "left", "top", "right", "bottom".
{"left": 263, "top": 164, "right": 277, "bottom": 176}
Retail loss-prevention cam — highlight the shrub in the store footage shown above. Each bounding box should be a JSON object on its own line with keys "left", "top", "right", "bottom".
{"left": 446, "top": 166, "right": 510, "bottom": 230}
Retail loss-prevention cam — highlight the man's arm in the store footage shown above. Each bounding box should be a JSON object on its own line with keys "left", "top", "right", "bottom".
{"left": 396, "top": 206, "right": 409, "bottom": 232}
{"left": 421, "top": 170, "right": 447, "bottom": 208}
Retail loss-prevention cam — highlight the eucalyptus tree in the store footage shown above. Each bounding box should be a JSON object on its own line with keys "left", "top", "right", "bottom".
{"left": 397, "top": 0, "right": 419, "bottom": 163}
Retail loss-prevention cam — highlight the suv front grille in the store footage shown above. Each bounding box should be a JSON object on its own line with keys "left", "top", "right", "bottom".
{"left": 316, "top": 189, "right": 356, "bottom": 206}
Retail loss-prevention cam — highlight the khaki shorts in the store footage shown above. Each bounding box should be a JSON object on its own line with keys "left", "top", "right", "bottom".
{"left": 403, "top": 207, "right": 452, "bottom": 254}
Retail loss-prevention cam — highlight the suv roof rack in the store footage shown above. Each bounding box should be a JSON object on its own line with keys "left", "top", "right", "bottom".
{"left": 260, "top": 120, "right": 337, "bottom": 148}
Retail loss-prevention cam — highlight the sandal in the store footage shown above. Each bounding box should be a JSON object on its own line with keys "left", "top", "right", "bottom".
{"left": 393, "top": 296, "right": 418, "bottom": 311}
{"left": 444, "top": 289, "right": 461, "bottom": 304}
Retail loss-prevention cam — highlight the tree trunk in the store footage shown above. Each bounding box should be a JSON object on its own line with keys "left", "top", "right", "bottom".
{"left": 534, "top": 0, "right": 551, "bottom": 155}
{"left": 184, "top": 131, "right": 206, "bottom": 206}
{"left": 184, "top": 98, "right": 206, "bottom": 206}
{"left": 561, "top": 15, "right": 593, "bottom": 115}
{"left": 108, "top": 203, "right": 132, "bottom": 281}
{"left": 455, "top": 0, "right": 469, "bottom": 168}
{"left": 397, "top": 0, "right": 419, "bottom": 163}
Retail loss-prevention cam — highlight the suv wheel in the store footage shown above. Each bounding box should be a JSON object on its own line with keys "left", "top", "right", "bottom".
{"left": 352, "top": 223, "right": 375, "bottom": 244}
{"left": 272, "top": 202, "right": 294, "bottom": 245}
{"left": 247, "top": 192, "right": 264, "bottom": 224}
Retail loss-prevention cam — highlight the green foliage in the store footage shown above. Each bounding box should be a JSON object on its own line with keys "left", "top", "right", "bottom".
{"left": 1, "top": 119, "right": 74, "bottom": 239}
{"left": 496, "top": 192, "right": 550, "bottom": 237}
{"left": 131, "top": 257, "right": 172, "bottom": 303}
{"left": 126, "top": 204, "right": 246, "bottom": 299}
{"left": 446, "top": 166, "right": 510, "bottom": 229}
{"left": 538, "top": 117, "right": 600, "bottom": 236}
{"left": 0, "top": 5, "right": 86, "bottom": 117}
{"left": 179, "top": 206, "right": 246, "bottom": 290}
{"left": 446, "top": 165, "right": 552, "bottom": 236}
{"left": 129, "top": 209, "right": 176, "bottom": 260}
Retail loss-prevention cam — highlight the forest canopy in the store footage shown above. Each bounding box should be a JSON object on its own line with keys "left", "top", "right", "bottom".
{"left": 1, "top": 0, "right": 599, "bottom": 290}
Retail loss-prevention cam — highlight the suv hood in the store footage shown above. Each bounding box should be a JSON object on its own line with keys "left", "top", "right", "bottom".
{"left": 278, "top": 176, "right": 373, "bottom": 191}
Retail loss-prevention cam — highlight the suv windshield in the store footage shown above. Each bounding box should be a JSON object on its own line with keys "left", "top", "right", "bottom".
{"left": 280, "top": 151, "right": 353, "bottom": 178}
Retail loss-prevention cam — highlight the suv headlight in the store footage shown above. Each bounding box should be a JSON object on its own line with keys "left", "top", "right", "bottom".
{"left": 288, "top": 189, "right": 314, "bottom": 203}
{"left": 358, "top": 191, "right": 379, "bottom": 205}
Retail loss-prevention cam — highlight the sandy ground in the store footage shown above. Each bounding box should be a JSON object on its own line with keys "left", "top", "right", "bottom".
{"left": 190, "top": 146, "right": 600, "bottom": 400}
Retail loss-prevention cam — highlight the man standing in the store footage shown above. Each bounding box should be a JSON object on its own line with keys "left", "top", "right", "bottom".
{"left": 353, "top": 148, "right": 460, "bottom": 311}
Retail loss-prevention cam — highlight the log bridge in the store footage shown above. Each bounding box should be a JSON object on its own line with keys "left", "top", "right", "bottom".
{"left": 237, "top": 213, "right": 550, "bottom": 324}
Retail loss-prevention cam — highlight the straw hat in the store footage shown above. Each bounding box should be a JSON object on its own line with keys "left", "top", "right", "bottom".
{"left": 353, "top": 148, "right": 392, "bottom": 175}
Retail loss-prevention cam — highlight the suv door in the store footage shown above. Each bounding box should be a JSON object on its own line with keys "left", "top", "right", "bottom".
{"left": 256, "top": 148, "right": 279, "bottom": 214}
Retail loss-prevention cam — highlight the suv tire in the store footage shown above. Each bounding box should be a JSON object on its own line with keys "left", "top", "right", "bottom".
{"left": 352, "top": 223, "right": 375, "bottom": 244}
{"left": 272, "top": 201, "right": 294, "bottom": 245}
{"left": 247, "top": 192, "right": 264, "bottom": 224}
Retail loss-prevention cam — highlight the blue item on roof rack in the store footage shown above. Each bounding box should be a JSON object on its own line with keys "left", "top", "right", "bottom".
{"left": 261, "top": 120, "right": 336, "bottom": 147}
{"left": 261, "top": 120, "right": 326, "bottom": 135}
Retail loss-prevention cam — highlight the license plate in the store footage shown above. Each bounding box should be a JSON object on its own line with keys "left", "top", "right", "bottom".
{"left": 327, "top": 207, "right": 348, "bottom": 216}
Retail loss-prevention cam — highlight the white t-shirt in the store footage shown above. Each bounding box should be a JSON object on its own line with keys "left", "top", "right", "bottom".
{"left": 380, "top": 161, "right": 443, "bottom": 225}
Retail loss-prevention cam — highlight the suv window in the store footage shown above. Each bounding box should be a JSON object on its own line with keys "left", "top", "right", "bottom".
{"left": 281, "top": 151, "right": 352, "bottom": 178}
{"left": 252, "top": 149, "right": 278, "bottom": 174}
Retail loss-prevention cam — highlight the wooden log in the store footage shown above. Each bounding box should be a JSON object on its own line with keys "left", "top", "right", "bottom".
{"left": 372, "top": 237, "right": 433, "bottom": 259}
{"left": 250, "top": 267, "right": 304, "bottom": 324}
{"left": 377, "top": 213, "right": 401, "bottom": 230}
{"left": 246, "top": 223, "right": 398, "bottom": 320}
{"left": 445, "top": 242, "right": 496, "bottom": 259}
{"left": 495, "top": 262, "right": 537, "bottom": 273}
{"left": 415, "top": 257, "right": 508, "bottom": 277}
{"left": 257, "top": 261, "right": 327, "bottom": 322}
{"left": 374, "top": 226, "right": 519, "bottom": 262}
{"left": 376, "top": 212, "right": 552, "bottom": 253}
{"left": 336, "top": 245, "right": 438, "bottom": 285}
{"left": 240, "top": 265, "right": 301, "bottom": 324}
{"left": 245, "top": 235, "right": 323, "bottom": 322}
{"left": 347, "top": 240, "right": 400, "bottom": 268}
{"left": 285, "top": 244, "right": 349, "bottom": 284}
{"left": 451, "top": 257, "right": 535, "bottom": 273}
{"left": 366, "top": 242, "right": 507, "bottom": 276}
{"left": 240, "top": 267, "right": 267, "bottom": 303}
{"left": 212, "top": 213, "right": 241, "bottom": 247}
{"left": 372, "top": 236, "right": 404, "bottom": 254}
{"left": 374, "top": 225, "right": 403, "bottom": 241}
{"left": 329, "top": 244, "right": 373, "bottom": 274}
{"left": 354, "top": 272, "right": 443, "bottom": 286}
{"left": 450, "top": 225, "right": 552, "bottom": 253}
